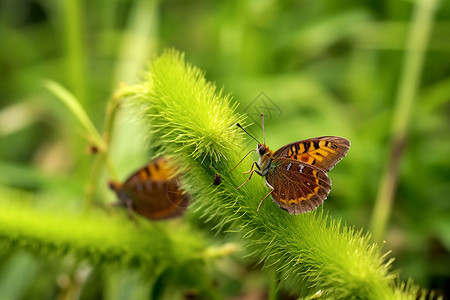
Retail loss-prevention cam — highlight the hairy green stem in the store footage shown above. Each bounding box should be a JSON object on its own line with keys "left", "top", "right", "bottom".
{"left": 134, "top": 49, "right": 430, "bottom": 299}
{"left": 0, "top": 188, "right": 209, "bottom": 286}
{"left": 370, "top": 0, "right": 438, "bottom": 242}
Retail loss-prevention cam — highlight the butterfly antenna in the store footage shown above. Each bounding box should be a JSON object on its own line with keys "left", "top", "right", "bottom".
{"left": 229, "top": 149, "right": 256, "bottom": 173}
{"left": 236, "top": 123, "right": 261, "bottom": 144}
{"left": 261, "top": 113, "right": 266, "bottom": 145}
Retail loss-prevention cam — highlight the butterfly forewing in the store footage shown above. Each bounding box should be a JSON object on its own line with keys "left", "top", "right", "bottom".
{"left": 266, "top": 158, "right": 332, "bottom": 214}
{"left": 112, "top": 157, "right": 189, "bottom": 220}
{"left": 273, "top": 136, "right": 350, "bottom": 172}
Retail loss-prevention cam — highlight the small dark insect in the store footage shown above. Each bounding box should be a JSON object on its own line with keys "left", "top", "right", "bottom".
{"left": 108, "top": 157, "right": 189, "bottom": 221}
{"left": 213, "top": 173, "right": 222, "bottom": 185}
{"left": 88, "top": 144, "right": 99, "bottom": 154}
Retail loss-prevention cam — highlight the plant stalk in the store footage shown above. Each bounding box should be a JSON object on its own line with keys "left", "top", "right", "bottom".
{"left": 370, "top": 0, "right": 438, "bottom": 241}
{"left": 84, "top": 85, "right": 138, "bottom": 208}
{"left": 62, "top": 0, "right": 86, "bottom": 105}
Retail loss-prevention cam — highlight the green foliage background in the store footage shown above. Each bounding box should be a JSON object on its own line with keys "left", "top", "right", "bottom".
{"left": 0, "top": 0, "right": 449, "bottom": 299}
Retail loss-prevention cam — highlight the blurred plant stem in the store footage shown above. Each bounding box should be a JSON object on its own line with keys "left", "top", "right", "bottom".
{"left": 85, "top": 84, "right": 139, "bottom": 208}
{"left": 43, "top": 80, "right": 105, "bottom": 150}
{"left": 56, "top": 264, "right": 91, "bottom": 300}
{"left": 44, "top": 80, "right": 138, "bottom": 208}
{"left": 370, "top": 0, "right": 438, "bottom": 242}
{"left": 268, "top": 271, "right": 280, "bottom": 300}
{"left": 113, "top": 0, "right": 159, "bottom": 86}
{"left": 62, "top": 0, "right": 86, "bottom": 105}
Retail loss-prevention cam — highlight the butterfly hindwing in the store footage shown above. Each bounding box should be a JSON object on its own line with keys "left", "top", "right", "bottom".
{"left": 265, "top": 158, "right": 332, "bottom": 214}
{"left": 273, "top": 136, "right": 350, "bottom": 172}
{"left": 123, "top": 177, "right": 188, "bottom": 220}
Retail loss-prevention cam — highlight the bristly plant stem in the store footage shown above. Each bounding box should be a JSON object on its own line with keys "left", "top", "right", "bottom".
{"left": 0, "top": 187, "right": 212, "bottom": 297}
{"left": 136, "top": 49, "right": 430, "bottom": 299}
{"left": 370, "top": 0, "right": 438, "bottom": 242}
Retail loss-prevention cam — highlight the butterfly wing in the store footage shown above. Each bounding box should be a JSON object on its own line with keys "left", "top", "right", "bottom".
{"left": 125, "top": 178, "right": 189, "bottom": 220}
{"left": 265, "top": 158, "right": 332, "bottom": 214}
{"left": 113, "top": 157, "right": 189, "bottom": 220}
{"left": 273, "top": 136, "right": 350, "bottom": 172}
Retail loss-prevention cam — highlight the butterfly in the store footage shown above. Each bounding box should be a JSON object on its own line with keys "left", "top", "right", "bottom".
{"left": 235, "top": 114, "right": 350, "bottom": 214}
{"left": 108, "top": 157, "right": 190, "bottom": 220}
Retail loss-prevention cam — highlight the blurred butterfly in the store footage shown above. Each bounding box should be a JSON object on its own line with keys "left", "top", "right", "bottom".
{"left": 108, "top": 157, "right": 189, "bottom": 220}
{"left": 234, "top": 114, "right": 350, "bottom": 214}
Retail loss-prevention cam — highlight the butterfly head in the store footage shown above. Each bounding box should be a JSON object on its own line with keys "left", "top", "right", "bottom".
{"left": 257, "top": 143, "right": 273, "bottom": 170}
{"left": 257, "top": 143, "right": 268, "bottom": 156}
{"left": 108, "top": 180, "right": 122, "bottom": 192}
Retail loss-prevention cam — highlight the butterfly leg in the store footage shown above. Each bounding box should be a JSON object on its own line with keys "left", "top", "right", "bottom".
{"left": 237, "top": 171, "right": 255, "bottom": 189}
{"left": 257, "top": 182, "right": 274, "bottom": 212}
{"left": 243, "top": 161, "right": 260, "bottom": 174}
{"left": 237, "top": 164, "right": 261, "bottom": 190}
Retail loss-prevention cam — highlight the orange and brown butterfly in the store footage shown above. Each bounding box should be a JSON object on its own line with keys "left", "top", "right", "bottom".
{"left": 234, "top": 114, "right": 350, "bottom": 214}
{"left": 108, "top": 157, "right": 190, "bottom": 220}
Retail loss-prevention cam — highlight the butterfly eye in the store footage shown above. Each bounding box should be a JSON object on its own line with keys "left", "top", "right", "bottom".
{"left": 258, "top": 144, "right": 266, "bottom": 155}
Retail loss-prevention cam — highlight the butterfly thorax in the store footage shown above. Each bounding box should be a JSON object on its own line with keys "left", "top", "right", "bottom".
{"left": 257, "top": 143, "right": 274, "bottom": 176}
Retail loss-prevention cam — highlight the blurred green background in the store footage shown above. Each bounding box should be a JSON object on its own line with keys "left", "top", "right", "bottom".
{"left": 0, "top": 0, "right": 449, "bottom": 299}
